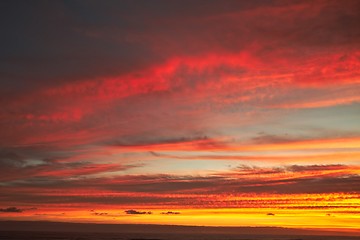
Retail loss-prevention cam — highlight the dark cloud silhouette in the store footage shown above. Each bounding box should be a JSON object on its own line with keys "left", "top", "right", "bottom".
{"left": 0, "top": 207, "right": 23, "bottom": 213}
{"left": 125, "top": 209, "right": 152, "bottom": 215}
{"left": 0, "top": 150, "right": 26, "bottom": 168}
{"left": 233, "top": 164, "right": 353, "bottom": 176}
{"left": 285, "top": 164, "right": 347, "bottom": 172}
{"left": 161, "top": 211, "right": 180, "bottom": 215}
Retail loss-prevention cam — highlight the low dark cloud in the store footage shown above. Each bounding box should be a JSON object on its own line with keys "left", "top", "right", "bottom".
{"left": 0, "top": 207, "right": 23, "bottom": 213}
{"left": 0, "top": 150, "right": 25, "bottom": 168}
{"left": 234, "top": 164, "right": 352, "bottom": 176}
{"left": 124, "top": 209, "right": 152, "bottom": 215}
{"left": 285, "top": 164, "right": 347, "bottom": 172}
{"left": 0, "top": 146, "right": 138, "bottom": 182}
{"left": 161, "top": 211, "right": 180, "bottom": 215}
{"left": 92, "top": 212, "right": 108, "bottom": 216}
{"left": 267, "top": 213, "right": 275, "bottom": 216}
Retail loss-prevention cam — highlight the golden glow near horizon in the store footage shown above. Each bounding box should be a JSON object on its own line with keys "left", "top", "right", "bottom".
{"left": 2, "top": 193, "right": 359, "bottom": 231}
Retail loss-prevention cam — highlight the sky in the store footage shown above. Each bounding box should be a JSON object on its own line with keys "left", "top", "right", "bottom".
{"left": 0, "top": 0, "right": 360, "bottom": 233}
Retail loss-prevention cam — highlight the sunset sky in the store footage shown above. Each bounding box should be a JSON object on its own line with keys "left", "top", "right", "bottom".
{"left": 0, "top": 0, "right": 359, "bottom": 233}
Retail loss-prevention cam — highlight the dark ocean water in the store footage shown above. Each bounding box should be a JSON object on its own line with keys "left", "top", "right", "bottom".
{"left": 0, "top": 231, "right": 359, "bottom": 240}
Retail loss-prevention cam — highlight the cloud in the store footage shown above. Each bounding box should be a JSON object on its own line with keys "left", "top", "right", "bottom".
{"left": 110, "top": 135, "right": 211, "bottom": 148}
{"left": 0, "top": 150, "right": 26, "bottom": 168}
{"left": 109, "top": 136, "right": 228, "bottom": 152}
{"left": 0, "top": 169, "right": 359, "bottom": 213}
{"left": 92, "top": 212, "right": 108, "bottom": 216}
{"left": 148, "top": 151, "right": 360, "bottom": 165}
{"left": 0, "top": 1, "right": 359, "bottom": 222}
{"left": 161, "top": 211, "right": 180, "bottom": 215}
{"left": 124, "top": 209, "right": 152, "bottom": 215}
{"left": 1, "top": 164, "right": 358, "bottom": 209}
{"left": 251, "top": 133, "right": 301, "bottom": 145}
{"left": 0, "top": 207, "right": 23, "bottom": 213}
{"left": 0, "top": 159, "right": 136, "bottom": 182}
{"left": 1, "top": 0, "right": 359, "bottom": 152}
{"left": 267, "top": 213, "right": 275, "bottom": 216}
{"left": 284, "top": 164, "right": 348, "bottom": 173}
{"left": 0, "top": 144, "right": 141, "bottom": 182}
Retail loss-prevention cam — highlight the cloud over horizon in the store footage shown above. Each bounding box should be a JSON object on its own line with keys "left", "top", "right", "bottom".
{"left": 0, "top": 207, "right": 23, "bottom": 213}
{"left": 125, "top": 210, "right": 152, "bottom": 215}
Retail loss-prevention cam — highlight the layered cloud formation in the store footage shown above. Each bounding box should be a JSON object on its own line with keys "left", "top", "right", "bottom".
{"left": 0, "top": 0, "right": 359, "bottom": 231}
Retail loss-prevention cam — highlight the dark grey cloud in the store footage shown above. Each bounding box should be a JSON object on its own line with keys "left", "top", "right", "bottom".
{"left": 235, "top": 165, "right": 284, "bottom": 175}
{"left": 109, "top": 135, "right": 210, "bottom": 147}
{"left": 0, "top": 150, "right": 26, "bottom": 168}
{"left": 92, "top": 212, "right": 108, "bottom": 216}
{"left": 224, "top": 174, "right": 360, "bottom": 194}
{"left": 0, "top": 142, "right": 144, "bottom": 182}
{"left": 0, "top": 207, "right": 23, "bottom": 213}
{"left": 0, "top": 145, "right": 75, "bottom": 171}
{"left": 124, "top": 209, "right": 152, "bottom": 215}
{"left": 1, "top": 0, "right": 359, "bottom": 96}
{"left": 235, "top": 164, "right": 350, "bottom": 175}
{"left": 0, "top": 190, "right": 189, "bottom": 206}
{"left": 161, "top": 211, "right": 180, "bottom": 215}
{"left": 285, "top": 164, "right": 347, "bottom": 172}
{"left": 0, "top": 1, "right": 156, "bottom": 94}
